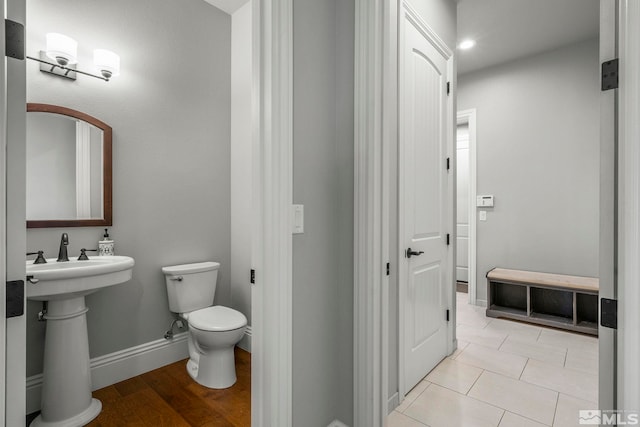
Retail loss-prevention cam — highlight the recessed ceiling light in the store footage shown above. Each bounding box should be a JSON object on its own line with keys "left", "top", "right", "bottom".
{"left": 459, "top": 39, "right": 476, "bottom": 50}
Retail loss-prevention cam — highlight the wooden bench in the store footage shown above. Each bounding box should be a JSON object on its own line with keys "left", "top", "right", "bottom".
{"left": 486, "top": 268, "right": 599, "bottom": 336}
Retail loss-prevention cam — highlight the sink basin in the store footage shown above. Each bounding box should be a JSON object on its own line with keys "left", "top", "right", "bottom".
{"left": 27, "top": 255, "right": 134, "bottom": 427}
{"left": 26, "top": 255, "right": 135, "bottom": 301}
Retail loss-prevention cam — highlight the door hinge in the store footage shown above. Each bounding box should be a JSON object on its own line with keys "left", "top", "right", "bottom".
{"left": 446, "top": 81, "right": 450, "bottom": 95}
{"left": 601, "top": 59, "right": 619, "bottom": 91}
{"left": 446, "top": 157, "right": 450, "bottom": 171}
{"left": 601, "top": 298, "right": 617, "bottom": 329}
{"left": 446, "top": 309, "right": 450, "bottom": 322}
{"left": 6, "top": 280, "right": 24, "bottom": 318}
{"left": 446, "top": 234, "right": 450, "bottom": 245}
{"left": 386, "top": 262, "right": 390, "bottom": 276}
{"left": 250, "top": 269, "right": 255, "bottom": 284}
{"left": 5, "top": 19, "right": 25, "bottom": 60}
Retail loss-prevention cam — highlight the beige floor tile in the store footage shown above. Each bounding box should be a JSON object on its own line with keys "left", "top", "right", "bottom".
{"left": 537, "top": 329, "right": 598, "bottom": 353}
{"left": 451, "top": 339, "right": 470, "bottom": 359}
{"left": 499, "top": 411, "right": 549, "bottom": 427}
{"left": 484, "top": 319, "right": 542, "bottom": 342}
{"left": 457, "top": 304, "right": 492, "bottom": 328}
{"left": 457, "top": 325, "right": 508, "bottom": 349}
{"left": 426, "top": 358, "right": 483, "bottom": 394}
{"left": 521, "top": 359, "right": 598, "bottom": 403}
{"left": 564, "top": 347, "right": 598, "bottom": 374}
{"left": 553, "top": 393, "right": 599, "bottom": 427}
{"left": 456, "top": 343, "right": 527, "bottom": 378}
{"left": 396, "top": 380, "right": 430, "bottom": 413}
{"left": 404, "top": 384, "right": 504, "bottom": 427}
{"left": 499, "top": 336, "right": 567, "bottom": 366}
{"left": 387, "top": 410, "right": 429, "bottom": 427}
{"left": 468, "top": 371, "right": 558, "bottom": 425}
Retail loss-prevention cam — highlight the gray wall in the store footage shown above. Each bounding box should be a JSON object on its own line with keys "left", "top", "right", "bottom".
{"left": 457, "top": 38, "right": 600, "bottom": 302}
{"left": 26, "top": 0, "right": 231, "bottom": 376}
{"left": 388, "top": 0, "right": 457, "bottom": 406}
{"left": 292, "top": 0, "right": 354, "bottom": 425}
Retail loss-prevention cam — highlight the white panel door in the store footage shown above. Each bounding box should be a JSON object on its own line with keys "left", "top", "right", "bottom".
{"left": 456, "top": 125, "right": 470, "bottom": 282}
{"left": 400, "top": 15, "right": 450, "bottom": 393}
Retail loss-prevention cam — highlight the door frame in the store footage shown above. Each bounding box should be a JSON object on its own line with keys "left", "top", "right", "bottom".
{"left": 3, "top": 0, "right": 295, "bottom": 424}
{"left": 353, "top": 0, "right": 387, "bottom": 424}
{"left": 617, "top": 0, "right": 640, "bottom": 411}
{"left": 353, "top": 0, "right": 455, "bottom": 424}
{"left": 397, "top": 1, "right": 454, "bottom": 401}
{"left": 456, "top": 109, "right": 477, "bottom": 306}
{"left": 251, "top": 0, "right": 293, "bottom": 425}
{"left": 1, "top": 4, "right": 8, "bottom": 424}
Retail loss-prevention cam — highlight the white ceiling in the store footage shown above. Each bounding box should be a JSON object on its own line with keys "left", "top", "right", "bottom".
{"left": 457, "top": 0, "right": 599, "bottom": 75}
{"left": 202, "top": 0, "right": 249, "bottom": 15}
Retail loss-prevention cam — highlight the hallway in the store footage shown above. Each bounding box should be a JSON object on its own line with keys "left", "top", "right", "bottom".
{"left": 388, "top": 292, "right": 598, "bottom": 427}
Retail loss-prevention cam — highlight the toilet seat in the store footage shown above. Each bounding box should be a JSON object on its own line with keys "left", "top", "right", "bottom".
{"left": 186, "top": 306, "right": 247, "bottom": 332}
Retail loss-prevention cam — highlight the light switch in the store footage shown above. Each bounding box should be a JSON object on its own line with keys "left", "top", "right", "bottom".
{"left": 479, "top": 210, "right": 487, "bottom": 221}
{"left": 292, "top": 204, "right": 304, "bottom": 234}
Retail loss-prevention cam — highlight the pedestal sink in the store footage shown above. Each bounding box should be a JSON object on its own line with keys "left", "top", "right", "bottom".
{"left": 26, "top": 255, "right": 135, "bottom": 427}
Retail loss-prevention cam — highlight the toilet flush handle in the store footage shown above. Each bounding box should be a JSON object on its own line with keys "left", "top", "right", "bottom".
{"left": 170, "top": 276, "right": 183, "bottom": 282}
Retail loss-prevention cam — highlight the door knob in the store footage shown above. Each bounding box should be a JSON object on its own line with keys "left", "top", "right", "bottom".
{"left": 406, "top": 248, "right": 424, "bottom": 258}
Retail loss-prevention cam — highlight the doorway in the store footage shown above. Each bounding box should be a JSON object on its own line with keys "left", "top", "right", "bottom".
{"left": 5, "top": 0, "right": 295, "bottom": 426}
{"left": 353, "top": 0, "right": 620, "bottom": 426}
{"left": 455, "top": 109, "right": 477, "bottom": 305}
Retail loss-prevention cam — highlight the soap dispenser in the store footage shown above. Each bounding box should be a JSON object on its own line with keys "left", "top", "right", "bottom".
{"left": 99, "top": 229, "right": 114, "bottom": 256}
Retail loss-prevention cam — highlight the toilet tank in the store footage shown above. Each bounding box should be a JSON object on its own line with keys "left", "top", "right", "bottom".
{"left": 162, "top": 261, "right": 219, "bottom": 313}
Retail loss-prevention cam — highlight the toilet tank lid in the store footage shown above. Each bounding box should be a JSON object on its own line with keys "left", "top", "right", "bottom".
{"left": 162, "top": 261, "right": 220, "bottom": 275}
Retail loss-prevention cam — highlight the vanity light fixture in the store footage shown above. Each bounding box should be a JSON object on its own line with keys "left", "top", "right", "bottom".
{"left": 26, "top": 33, "right": 120, "bottom": 82}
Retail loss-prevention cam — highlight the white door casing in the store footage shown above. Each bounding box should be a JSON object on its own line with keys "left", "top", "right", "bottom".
{"left": 251, "top": 0, "right": 293, "bottom": 425}
{"left": 398, "top": 2, "right": 453, "bottom": 396}
{"left": 456, "top": 124, "right": 470, "bottom": 283}
{"left": 0, "top": 6, "right": 7, "bottom": 424}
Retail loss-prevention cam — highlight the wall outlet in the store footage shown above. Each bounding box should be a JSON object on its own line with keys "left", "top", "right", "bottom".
{"left": 479, "top": 210, "right": 487, "bottom": 221}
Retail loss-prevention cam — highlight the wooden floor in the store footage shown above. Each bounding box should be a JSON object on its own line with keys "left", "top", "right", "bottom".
{"left": 84, "top": 348, "right": 250, "bottom": 427}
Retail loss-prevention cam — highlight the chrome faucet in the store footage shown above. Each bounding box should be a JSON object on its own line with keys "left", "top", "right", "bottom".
{"left": 57, "top": 233, "right": 69, "bottom": 262}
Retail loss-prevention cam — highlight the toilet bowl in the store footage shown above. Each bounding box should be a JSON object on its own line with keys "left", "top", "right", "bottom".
{"left": 183, "top": 306, "right": 247, "bottom": 388}
{"left": 162, "top": 262, "right": 247, "bottom": 389}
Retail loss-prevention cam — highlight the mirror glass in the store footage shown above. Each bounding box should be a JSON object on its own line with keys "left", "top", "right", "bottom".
{"left": 26, "top": 103, "right": 112, "bottom": 228}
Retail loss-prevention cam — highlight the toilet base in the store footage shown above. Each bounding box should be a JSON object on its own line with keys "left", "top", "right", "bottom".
{"left": 186, "top": 347, "right": 238, "bottom": 389}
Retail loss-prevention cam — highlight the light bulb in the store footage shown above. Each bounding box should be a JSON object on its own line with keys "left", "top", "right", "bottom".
{"left": 46, "top": 33, "right": 78, "bottom": 65}
{"left": 94, "top": 49, "right": 120, "bottom": 79}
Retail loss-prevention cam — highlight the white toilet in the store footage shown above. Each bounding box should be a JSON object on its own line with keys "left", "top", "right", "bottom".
{"left": 162, "top": 261, "right": 247, "bottom": 389}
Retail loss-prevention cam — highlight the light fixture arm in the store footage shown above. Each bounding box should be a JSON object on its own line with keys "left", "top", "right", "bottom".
{"left": 27, "top": 55, "right": 110, "bottom": 82}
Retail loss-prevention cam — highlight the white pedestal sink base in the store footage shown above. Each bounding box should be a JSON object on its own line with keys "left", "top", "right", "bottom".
{"left": 30, "top": 297, "right": 101, "bottom": 427}
{"left": 30, "top": 399, "right": 101, "bottom": 427}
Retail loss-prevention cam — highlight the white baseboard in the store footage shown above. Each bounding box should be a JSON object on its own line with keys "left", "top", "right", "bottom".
{"left": 476, "top": 299, "right": 487, "bottom": 308}
{"left": 388, "top": 391, "right": 399, "bottom": 413}
{"left": 238, "top": 325, "right": 252, "bottom": 352}
{"left": 327, "top": 420, "right": 349, "bottom": 427}
{"left": 26, "top": 332, "right": 190, "bottom": 414}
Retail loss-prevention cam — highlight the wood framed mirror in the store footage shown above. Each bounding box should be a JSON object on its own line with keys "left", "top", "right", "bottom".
{"left": 26, "top": 103, "right": 112, "bottom": 228}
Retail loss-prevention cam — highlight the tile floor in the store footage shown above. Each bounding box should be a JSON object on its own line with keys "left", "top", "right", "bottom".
{"left": 388, "top": 292, "right": 598, "bottom": 427}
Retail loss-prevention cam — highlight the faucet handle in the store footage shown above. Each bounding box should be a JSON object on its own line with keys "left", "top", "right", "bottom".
{"left": 78, "top": 248, "right": 98, "bottom": 261}
{"left": 27, "top": 251, "right": 47, "bottom": 264}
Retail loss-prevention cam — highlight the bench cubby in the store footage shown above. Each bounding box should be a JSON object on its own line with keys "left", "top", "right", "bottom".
{"left": 486, "top": 268, "right": 599, "bottom": 336}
